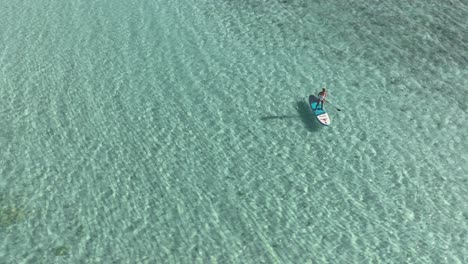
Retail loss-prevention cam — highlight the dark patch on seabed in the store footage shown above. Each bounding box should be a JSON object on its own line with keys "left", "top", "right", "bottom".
{"left": 53, "top": 245, "right": 70, "bottom": 256}
{"left": 0, "top": 192, "right": 25, "bottom": 228}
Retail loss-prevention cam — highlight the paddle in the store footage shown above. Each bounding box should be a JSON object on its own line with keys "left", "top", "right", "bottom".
{"left": 308, "top": 87, "right": 343, "bottom": 112}
{"left": 326, "top": 100, "right": 342, "bottom": 111}
{"left": 323, "top": 88, "right": 342, "bottom": 111}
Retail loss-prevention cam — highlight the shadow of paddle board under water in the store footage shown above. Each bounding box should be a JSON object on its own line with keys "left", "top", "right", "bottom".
{"left": 296, "top": 97, "right": 320, "bottom": 132}
{"left": 259, "top": 115, "right": 300, "bottom": 121}
{"left": 259, "top": 97, "right": 320, "bottom": 132}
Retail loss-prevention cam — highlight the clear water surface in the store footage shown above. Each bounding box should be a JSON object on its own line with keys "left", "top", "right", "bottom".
{"left": 0, "top": 0, "right": 467, "bottom": 263}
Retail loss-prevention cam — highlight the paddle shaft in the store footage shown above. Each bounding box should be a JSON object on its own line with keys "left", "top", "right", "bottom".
{"left": 326, "top": 100, "right": 342, "bottom": 111}
{"left": 323, "top": 91, "right": 342, "bottom": 111}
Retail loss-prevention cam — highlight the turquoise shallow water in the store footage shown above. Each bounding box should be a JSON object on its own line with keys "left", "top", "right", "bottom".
{"left": 1, "top": 0, "right": 467, "bottom": 263}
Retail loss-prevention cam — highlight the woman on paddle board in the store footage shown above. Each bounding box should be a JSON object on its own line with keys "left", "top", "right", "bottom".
{"left": 315, "top": 88, "right": 327, "bottom": 110}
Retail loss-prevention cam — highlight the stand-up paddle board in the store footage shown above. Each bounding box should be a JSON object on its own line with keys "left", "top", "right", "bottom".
{"left": 308, "top": 95, "right": 330, "bottom": 126}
